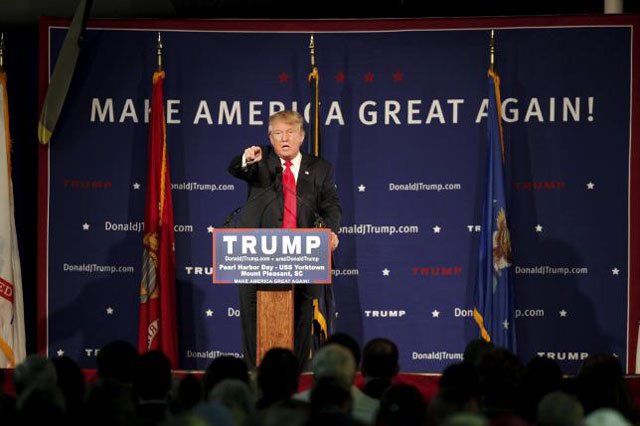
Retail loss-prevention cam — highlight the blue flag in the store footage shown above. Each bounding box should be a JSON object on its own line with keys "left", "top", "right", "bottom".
{"left": 307, "top": 37, "right": 336, "bottom": 352}
{"left": 473, "top": 69, "right": 516, "bottom": 352}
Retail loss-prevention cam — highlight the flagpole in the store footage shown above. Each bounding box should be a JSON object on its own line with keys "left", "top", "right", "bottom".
{"left": 157, "top": 32, "right": 163, "bottom": 72}
{"left": 308, "top": 34, "right": 319, "bottom": 157}
{"left": 139, "top": 30, "right": 179, "bottom": 366}
{"left": 0, "top": 33, "right": 5, "bottom": 72}
{"left": 308, "top": 34, "right": 314, "bottom": 156}
{"left": 489, "top": 30, "right": 495, "bottom": 72}
{"left": 309, "top": 34, "right": 315, "bottom": 70}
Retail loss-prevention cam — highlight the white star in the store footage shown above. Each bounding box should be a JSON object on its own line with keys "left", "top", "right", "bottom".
{"left": 382, "top": 268, "right": 390, "bottom": 276}
{"left": 432, "top": 310, "right": 440, "bottom": 318}
{"left": 56, "top": 349, "right": 64, "bottom": 357}
{"left": 502, "top": 319, "right": 510, "bottom": 329}
{"left": 206, "top": 309, "right": 214, "bottom": 317}
{"left": 357, "top": 184, "right": 366, "bottom": 192}
{"left": 82, "top": 223, "right": 90, "bottom": 231}
{"left": 133, "top": 182, "right": 141, "bottom": 190}
{"left": 612, "top": 267, "right": 620, "bottom": 275}
{"left": 207, "top": 226, "right": 215, "bottom": 233}
{"left": 587, "top": 181, "right": 595, "bottom": 190}
{"left": 559, "top": 309, "right": 567, "bottom": 317}
{"left": 535, "top": 224, "right": 543, "bottom": 233}
{"left": 433, "top": 225, "right": 441, "bottom": 234}
{"left": 106, "top": 307, "right": 114, "bottom": 315}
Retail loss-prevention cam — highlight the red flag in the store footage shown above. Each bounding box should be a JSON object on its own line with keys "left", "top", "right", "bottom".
{"left": 138, "top": 70, "right": 179, "bottom": 366}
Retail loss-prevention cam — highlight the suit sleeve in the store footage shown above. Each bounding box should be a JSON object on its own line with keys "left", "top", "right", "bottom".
{"left": 227, "top": 154, "right": 251, "bottom": 181}
{"left": 318, "top": 164, "right": 342, "bottom": 232}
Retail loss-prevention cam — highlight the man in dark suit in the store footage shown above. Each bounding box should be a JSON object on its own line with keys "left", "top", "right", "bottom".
{"left": 228, "top": 110, "right": 341, "bottom": 371}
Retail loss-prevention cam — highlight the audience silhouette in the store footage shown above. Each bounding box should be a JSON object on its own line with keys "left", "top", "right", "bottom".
{"left": 1, "top": 335, "right": 639, "bottom": 426}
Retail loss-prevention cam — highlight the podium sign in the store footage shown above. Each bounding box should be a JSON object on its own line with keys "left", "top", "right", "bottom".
{"left": 212, "top": 229, "right": 332, "bottom": 284}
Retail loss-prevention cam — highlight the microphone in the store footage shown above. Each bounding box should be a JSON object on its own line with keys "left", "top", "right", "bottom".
{"left": 223, "top": 165, "right": 283, "bottom": 228}
{"left": 223, "top": 206, "right": 243, "bottom": 228}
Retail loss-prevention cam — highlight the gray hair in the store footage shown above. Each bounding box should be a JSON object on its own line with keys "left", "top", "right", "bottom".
{"left": 310, "top": 344, "right": 356, "bottom": 389}
{"left": 13, "top": 355, "right": 57, "bottom": 396}
{"left": 208, "top": 378, "right": 255, "bottom": 419}
{"left": 537, "top": 391, "right": 584, "bottom": 426}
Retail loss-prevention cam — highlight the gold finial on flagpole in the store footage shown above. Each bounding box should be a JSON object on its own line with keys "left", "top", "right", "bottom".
{"left": 309, "top": 34, "right": 315, "bottom": 68}
{"left": 156, "top": 32, "right": 163, "bottom": 71}
{"left": 0, "top": 33, "right": 5, "bottom": 72}
{"left": 489, "top": 30, "right": 496, "bottom": 72}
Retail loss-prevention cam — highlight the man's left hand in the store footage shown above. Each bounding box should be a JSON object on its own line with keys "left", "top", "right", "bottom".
{"left": 330, "top": 232, "right": 339, "bottom": 251}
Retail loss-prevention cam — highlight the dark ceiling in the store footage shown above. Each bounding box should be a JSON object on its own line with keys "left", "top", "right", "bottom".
{"left": 0, "top": 0, "right": 638, "bottom": 24}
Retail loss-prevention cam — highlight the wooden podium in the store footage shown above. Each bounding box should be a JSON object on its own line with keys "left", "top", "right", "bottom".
{"left": 256, "top": 287, "right": 294, "bottom": 365}
{"left": 212, "top": 228, "right": 332, "bottom": 367}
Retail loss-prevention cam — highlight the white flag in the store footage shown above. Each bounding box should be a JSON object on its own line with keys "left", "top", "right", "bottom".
{"left": 0, "top": 71, "right": 26, "bottom": 367}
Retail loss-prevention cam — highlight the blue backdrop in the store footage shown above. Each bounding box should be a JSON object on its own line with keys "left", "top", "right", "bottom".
{"left": 41, "top": 18, "right": 635, "bottom": 373}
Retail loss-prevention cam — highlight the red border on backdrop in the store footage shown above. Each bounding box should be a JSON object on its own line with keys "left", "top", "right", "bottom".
{"left": 37, "top": 17, "right": 51, "bottom": 358}
{"left": 37, "top": 14, "right": 640, "bottom": 371}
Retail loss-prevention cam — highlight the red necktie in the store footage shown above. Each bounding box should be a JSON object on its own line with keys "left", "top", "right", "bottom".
{"left": 282, "top": 160, "right": 297, "bottom": 228}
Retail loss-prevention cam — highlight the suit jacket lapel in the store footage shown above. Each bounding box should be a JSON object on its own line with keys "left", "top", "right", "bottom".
{"left": 297, "top": 155, "right": 314, "bottom": 196}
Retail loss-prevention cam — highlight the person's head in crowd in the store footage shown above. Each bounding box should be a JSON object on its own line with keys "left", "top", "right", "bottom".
{"left": 308, "top": 377, "right": 354, "bottom": 425}
{"left": 537, "top": 391, "right": 584, "bottom": 426}
{"left": 439, "top": 361, "right": 480, "bottom": 395}
{"left": 578, "top": 352, "right": 624, "bottom": 380}
{"left": 361, "top": 337, "right": 399, "bottom": 380}
{"left": 16, "top": 384, "right": 66, "bottom": 426}
{"left": 203, "top": 355, "right": 249, "bottom": 398}
{"left": 170, "top": 374, "right": 203, "bottom": 415}
{"left": 435, "top": 361, "right": 481, "bottom": 418}
{"left": 377, "top": 384, "right": 426, "bottom": 426}
{"left": 96, "top": 340, "right": 138, "bottom": 384}
{"left": 583, "top": 407, "right": 632, "bottom": 426}
{"left": 13, "top": 354, "right": 57, "bottom": 396}
{"left": 482, "top": 414, "right": 529, "bottom": 426}
{"left": 191, "top": 400, "right": 235, "bottom": 426}
{"left": 133, "top": 351, "right": 173, "bottom": 426}
{"left": 326, "top": 332, "right": 362, "bottom": 369}
{"left": 476, "top": 347, "right": 524, "bottom": 418}
{"left": 463, "top": 338, "right": 494, "bottom": 367}
{"left": 441, "top": 412, "right": 489, "bottom": 426}
{"left": 208, "top": 378, "right": 255, "bottom": 426}
{"left": 311, "top": 343, "right": 356, "bottom": 389}
{"left": 133, "top": 350, "right": 173, "bottom": 401}
{"left": 257, "top": 347, "right": 300, "bottom": 408}
{"left": 577, "top": 353, "right": 633, "bottom": 420}
{"left": 52, "top": 355, "right": 86, "bottom": 419}
{"left": 428, "top": 388, "right": 483, "bottom": 426}
{"left": 162, "top": 413, "right": 220, "bottom": 426}
{"left": 262, "top": 399, "right": 310, "bottom": 426}
{"left": 82, "top": 378, "right": 139, "bottom": 426}
{"left": 518, "top": 355, "right": 563, "bottom": 422}
{"left": 361, "top": 337, "right": 399, "bottom": 399}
